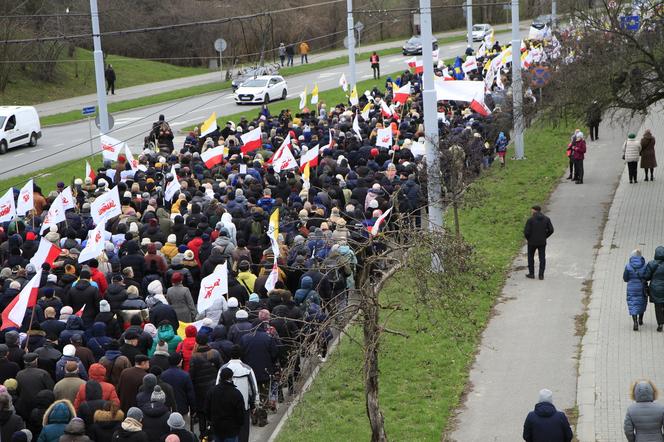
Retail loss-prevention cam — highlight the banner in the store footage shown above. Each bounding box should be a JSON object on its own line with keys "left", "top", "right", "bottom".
{"left": 16, "top": 179, "right": 33, "bottom": 216}
{"left": 78, "top": 224, "right": 106, "bottom": 263}
{"left": 90, "top": 186, "right": 121, "bottom": 226}
{"left": 100, "top": 135, "right": 123, "bottom": 162}
{"left": 197, "top": 262, "right": 228, "bottom": 314}
{"left": 0, "top": 188, "right": 16, "bottom": 223}
{"left": 376, "top": 127, "right": 393, "bottom": 148}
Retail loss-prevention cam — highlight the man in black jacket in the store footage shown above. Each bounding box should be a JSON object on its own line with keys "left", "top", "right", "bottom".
{"left": 523, "top": 205, "right": 554, "bottom": 280}
{"left": 205, "top": 367, "right": 245, "bottom": 441}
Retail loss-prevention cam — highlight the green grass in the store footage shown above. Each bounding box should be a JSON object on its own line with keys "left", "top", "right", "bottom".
{"left": 276, "top": 122, "right": 573, "bottom": 441}
{"left": 0, "top": 48, "right": 208, "bottom": 105}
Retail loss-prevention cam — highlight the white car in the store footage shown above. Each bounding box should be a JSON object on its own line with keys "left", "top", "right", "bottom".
{"left": 0, "top": 106, "right": 41, "bottom": 154}
{"left": 234, "top": 75, "right": 288, "bottom": 105}
{"left": 472, "top": 24, "right": 493, "bottom": 42}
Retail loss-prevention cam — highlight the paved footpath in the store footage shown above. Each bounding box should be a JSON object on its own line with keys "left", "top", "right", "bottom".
{"left": 449, "top": 115, "right": 642, "bottom": 441}
{"left": 576, "top": 109, "right": 664, "bottom": 441}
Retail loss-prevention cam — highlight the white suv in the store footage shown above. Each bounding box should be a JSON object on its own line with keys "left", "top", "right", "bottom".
{"left": 234, "top": 75, "right": 288, "bottom": 105}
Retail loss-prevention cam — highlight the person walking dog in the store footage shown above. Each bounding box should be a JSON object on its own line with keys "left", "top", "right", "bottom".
{"left": 524, "top": 205, "right": 554, "bottom": 280}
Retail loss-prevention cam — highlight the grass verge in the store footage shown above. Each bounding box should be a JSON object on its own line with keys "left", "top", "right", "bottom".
{"left": 275, "top": 121, "right": 573, "bottom": 441}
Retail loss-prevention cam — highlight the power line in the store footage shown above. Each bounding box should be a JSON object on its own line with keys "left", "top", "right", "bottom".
{"left": 0, "top": 0, "right": 346, "bottom": 45}
{"left": 0, "top": 13, "right": 92, "bottom": 18}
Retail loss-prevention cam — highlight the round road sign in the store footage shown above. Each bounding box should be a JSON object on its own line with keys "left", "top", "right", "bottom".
{"left": 94, "top": 113, "right": 115, "bottom": 131}
{"left": 214, "top": 38, "right": 227, "bottom": 53}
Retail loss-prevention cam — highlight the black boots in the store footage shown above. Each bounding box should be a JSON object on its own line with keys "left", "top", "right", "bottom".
{"left": 657, "top": 325, "right": 662, "bottom": 332}
{"left": 639, "top": 314, "right": 644, "bottom": 325}
{"left": 633, "top": 315, "right": 639, "bottom": 331}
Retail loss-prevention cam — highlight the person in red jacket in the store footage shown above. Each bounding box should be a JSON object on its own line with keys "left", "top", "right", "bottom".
{"left": 175, "top": 325, "right": 197, "bottom": 371}
{"left": 73, "top": 363, "right": 120, "bottom": 409}
{"left": 88, "top": 259, "right": 108, "bottom": 296}
{"left": 187, "top": 233, "right": 204, "bottom": 267}
{"left": 572, "top": 131, "right": 587, "bottom": 184}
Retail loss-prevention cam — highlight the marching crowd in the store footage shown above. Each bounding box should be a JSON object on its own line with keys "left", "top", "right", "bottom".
{"left": 0, "top": 37, "right": 560, "bottom": 442}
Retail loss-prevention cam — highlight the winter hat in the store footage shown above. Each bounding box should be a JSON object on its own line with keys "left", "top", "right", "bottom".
{"left": 235, "top": 309, "right": 249, "bottom": 319}
{"left": 171, "top": 272, "right": 183, "bottom": 285}
{"left": 249, "top": 293, "right": 259, "bottom": 302}
{"left": 538, "top": 388, "right": 553, "bottom": 404}
{"left": 142, "top": 374, "right": 158, "bottom": 392}
{"left": 99, "top": 300, "right": 111, "bottom": 313}
{"left": 167, "top": 412, "right": 186, "bottom": 430}
{"left": 151, "top": 385, "right": 166, "bottom": 403}
{"left": 147, "top": 280, "right": 163, "bottom": 295}
{"left": 155, "top": 341, "right": 169, "bottom": 353}
{"left": 177, "top": 245, "right": 188, "bottom": 253}
{"left": 47, "top": 274, "right": 57, "bottom": 283}
{"left": 127, "top": 407, "right": 143, "bottom": 421}
{"left": 184, "top": 250, "right": 195, "bottom": 261}
{"left": 63, "top": 344, "right": 76, "bottom": 357}
{"left": 167, "top": 234, "right": 177, "bottom": 243}
{"left": 60, "top": 306, "right": 73, "bottom": 319}
{"left": 10, "top": 431, "right": 28, "bottom": 442}
{"left": 227, "top": 297, "right": 239, "bottom": 308}
{"left": 3, "top": 378, "right": 17, "bottom": 391}
{"left": 628, "top": 133, "right": 636, "bottom": 139}
{"left": 631, "top": 249, "right": 642, "bottom": 257}
{"left": 143, "top": 323, "right": 158, "bottom": 338}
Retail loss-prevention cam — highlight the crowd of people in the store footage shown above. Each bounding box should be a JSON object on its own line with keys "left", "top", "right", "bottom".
{"left": 0, "top": 36, "right": 564, "bottom": 441}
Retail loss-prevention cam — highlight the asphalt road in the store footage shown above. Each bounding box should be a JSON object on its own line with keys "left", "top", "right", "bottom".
{"left": 0, "top": 28, "right": 524, "bottom": 180}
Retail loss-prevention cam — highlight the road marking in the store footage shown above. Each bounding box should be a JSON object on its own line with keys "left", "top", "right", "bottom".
{"left": 33, "top": 148, "right": 43, "bottom": 152}
{"left": 318, "top": 72, "right": 337, "bottom": 79}
{"left": 54, "top": 143, "right": 64, "bottom": 147}
{"left": 360, "top": 74, "right": 373, "bottom": 79}
{"left": 13, "top": 153, "right": 24, "bottom": 157}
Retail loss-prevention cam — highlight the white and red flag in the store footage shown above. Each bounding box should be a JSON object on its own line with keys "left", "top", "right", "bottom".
{"left": 271, "top": 136, "right": 297, "bottom": 173}
{"left": 299, "top": 144, "right": 320, "bottom": 171}
{"left": 0, "top": 189, "right": 16, "bottom": 223}
{"left": 100, "top": 135, "right": 122, "bottom": 162}
{"left": 60, "top": 186, "right": 76, "bottom": 211}
{"left": 201, "top": 146, "right": 225, "bottom": 169}
{"left": 240, "top": 127, "right": 262, "bottom": 154}
{"left": 198, "top": 262, "right": 229, "bottom": 314}
{"left": 393, "top": 82, "right": 411, "bottom": 105}
{"left": 1, "top": 270, "right": 41, "bottom": 330}
{"left": 40, "top": 194, "right": 66, "bottom": 234}
{"left": 29, "top": 237, "right": 61, "bottom": 268}
{"left": 16, "top": 179, "right": 34, "bottom": 216}
{"left": 85, "top": 161, "right": 96, "bottom": 182}
{"left": 78, "top": 224, "right": 106, "bottom": 263}
{"left": 370, "top": 207, "right": 393, "bottom": 237}
{"left": 90, "top": 186, "right": 121, "bottom": 226}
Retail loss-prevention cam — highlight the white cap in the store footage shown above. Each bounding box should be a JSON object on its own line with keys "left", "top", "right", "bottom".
{"left": 63, "top": 344, "right": 76, "bottom": 357}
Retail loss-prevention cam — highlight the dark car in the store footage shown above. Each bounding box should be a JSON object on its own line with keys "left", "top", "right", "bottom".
{"left": 402, "top": 36, "right": 439, "bottom": 56}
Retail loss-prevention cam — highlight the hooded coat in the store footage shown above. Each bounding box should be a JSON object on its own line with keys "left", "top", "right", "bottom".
{"left": 140, "top": 401, "right": 170, "bottom": 441}
{"left": 148, "top": 324, "right": 182, "bottom": 356}
{"left": 640, "top": 132, "right": 657, "bottom": 169}
{"left": 643, "top": 247, "right": 664, "bottom": 304}
{"left": 0, "top": 406, "right": 25, "bottom": 442}
{"left": 624, "top": 254, "right": 647, "bottom": 315}
{"left": 175, "top": 325, "right": 197, "bottom": 371}
{"left": 624, "top": 381, "right": 664, "bottom": 442}
{"left": 74, "top": 363, "right": 120, "bottom": 409}
{"left": 37, "top": 400, "right": 76, "bottom": 442}
{"left": 165, "top": 284, "right": 197, "bottom": 323}
{"left": 111, "top": 418, "right": 149, "bottom": 441}
{"left": 88, "top": 409, "right": 123, "bottom": 442}
{"left": 59, "top": 418, "right": 92, "bottom": 442}
{"left": 522, "top": 401, "right": 573, "bottom": 442}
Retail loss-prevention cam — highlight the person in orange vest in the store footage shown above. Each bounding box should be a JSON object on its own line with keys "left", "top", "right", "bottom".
{"left": 370, "top": 51, "right": 380, "bottom": 79}
{"left": 299, "top": 41, "right": 310, "bottom": 64}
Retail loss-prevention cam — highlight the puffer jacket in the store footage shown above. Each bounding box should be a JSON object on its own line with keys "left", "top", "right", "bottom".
{"left": 624, "top": 381, "right": 664, "bottom": 442}
{"left": 37, "top": 400, "right": 76, "bottom": 442}
{"left": 73, "top": 363, "right": 120, "bottom": 409}
{"left": 189, "top": 346, "right": 222, "bottom": 412}
{"left": 624, "top": 255, "right": 647, "bottom": 315}
{"left": 160, "top": 242, "right": 178, "bottom": 262}
{"left": 175, "top": 325, "right": 198, "bottom": 371}
{"left": 643, "top": 246, "right": 664, "bottom": 304}
{"left": 147, "top": 324, "right": 182, "bottom": 356}
{"left": 624, "top": 139, "right": 642, "bottom": 163}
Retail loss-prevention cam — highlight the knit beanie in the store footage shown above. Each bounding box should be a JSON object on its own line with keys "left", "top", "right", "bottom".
{"left": 151, "top": 385, "right": 166, "bottom": 404}
{"left": 538, "top": 388, "right": 553, "bottom": 404}
{"left": 127, "top": 407, "right": 143, "bottom": 421}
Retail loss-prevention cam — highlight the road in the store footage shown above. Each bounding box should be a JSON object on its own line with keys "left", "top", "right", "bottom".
{"left": 0, "top": 27, "right": 526, "bottom": 180}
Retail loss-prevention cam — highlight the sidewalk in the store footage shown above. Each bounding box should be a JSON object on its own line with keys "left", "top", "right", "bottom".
{"left": 576, "top": 108, "right": 664, "bottom": 441}
{"left": 33, "top": 23, "right": 524, "bottom": 117}
{"left": 449, "top": 116, "right": 640, "bottom": 440}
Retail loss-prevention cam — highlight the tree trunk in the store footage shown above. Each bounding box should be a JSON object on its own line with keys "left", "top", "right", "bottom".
{"left": 364, "top": 300, "right": 388, "bottom": 442}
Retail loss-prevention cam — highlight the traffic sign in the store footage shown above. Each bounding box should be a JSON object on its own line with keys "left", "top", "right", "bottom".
{"left": 81, "top": 106, "right": 96, "bottom": 116}
{"left": 529, "top": 66, "right": 552, "bottom": 89}
{"left": 95, "top": 113, "right": 115, "bottom": 131}
{"left": 214, "top": 38, "right": 227, "bottom": 53}
{"left": 355, "top": 21, "right": 364, "bottom": 33}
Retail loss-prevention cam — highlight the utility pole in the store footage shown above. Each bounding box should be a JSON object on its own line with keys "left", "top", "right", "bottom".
{"left": 551, "top": 0, "right": 557, "bottom": 32}
{"left": 466, "top": 0, "right": 473, "bottom": 51}
{"left": 511, "top": 0, "right": 525, "bottom": 159}
{"left": 419, "top": 0, "right": 444, "bottom": 232}
{"left": 346, "top": 0, "right": 357, "bottom": 89}
{"left": 89, "top": 0, "right": 109, "bottom": 135}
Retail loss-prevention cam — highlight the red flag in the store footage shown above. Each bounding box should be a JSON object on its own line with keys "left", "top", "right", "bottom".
{"left": 240, "top": 127, "right": 262, "bottom": 154}
{"left": 470, "top": 99, "right": 491, "bottom": 117}
{"left": 393, "top": 82, "right": 411, "bottom": 104}
{"left": 74, "top": 304, "right": 86, "bottom": 318}
{"left": 29, "top": 238, "right": 61, "bottom": 268}
{"left": 1, "top": 270, "right": 41, "bottom": 330}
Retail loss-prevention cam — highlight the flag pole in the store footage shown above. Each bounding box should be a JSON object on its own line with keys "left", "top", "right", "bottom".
{"left": 23, "top": 308, "right": 36, "bottom": 351}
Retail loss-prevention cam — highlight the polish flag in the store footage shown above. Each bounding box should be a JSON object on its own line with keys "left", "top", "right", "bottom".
{"left": 270, "top": 136, "right": 298, "bottom": 173}
{"left": 267, "top": 134, "right": 291, "bottom": 164}
{"left": 85, "top": 161, "right": 96, "bottom": 182}
{"left": 1, "top": 270, "right": 41, "bottom": 330}
{"left": 240, "top": 127, "right": 262, "bottom": 154}
{"left": 370, "top": 207, "right": 392, "bottom": 237}
{"left": 380, "top": 100, "right": 394, "bottom": 118}
{"left": 435, "top": 79, "right": 491, "bottom": 117}
{"left": 201, "top": 146, "right": 225, "bottom": 169}
{"left": 299, "top": 144, "right": 319, "bottom": 171}
{"left": 393, "top": 82, "right": 411, "bottom": 105}
{"left": 406, "top": 58, "right": 423, "bottom": 74}
{"left": 74, "top": 304, "right": 86, "bottom": 318}
{"left": 29, "top": 237, "right": 62, "bottom": 269}
{"left": 328, "top": 129, "right": 336, "bottom": 149}
{"left": 16, "top": 179, "right": 34, "bottom": 216}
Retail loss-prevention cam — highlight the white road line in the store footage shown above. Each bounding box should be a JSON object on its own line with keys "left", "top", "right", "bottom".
{"left": 33, "top": 148, "right": 44, "bottom": 152}
{"left": 317, "top": 72, "right": 337, "bottom": 79}
{"left": 13, "top": 153, "right": 24, "bottom": 157}
{"left": 360, "top": 74, "right": 373, "bottom": 79}
{"left": 54, "top": 143, "right": 64, "bottom": 147}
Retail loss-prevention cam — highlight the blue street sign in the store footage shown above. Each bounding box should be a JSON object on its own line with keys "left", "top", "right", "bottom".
{"left": 620, "top": 15, "right": 640, "bottom": 31}
{"left": 81, "top": 106, "right": 96, "bottom": 116}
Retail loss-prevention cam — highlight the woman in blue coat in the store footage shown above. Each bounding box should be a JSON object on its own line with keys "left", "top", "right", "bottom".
{"left": 623, "top": 249, "right": 647, "bottom": 331}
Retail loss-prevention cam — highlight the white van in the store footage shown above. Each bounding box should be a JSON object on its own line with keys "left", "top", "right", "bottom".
{"left": 0, "top": 106, "right": 42, "bottom": 154}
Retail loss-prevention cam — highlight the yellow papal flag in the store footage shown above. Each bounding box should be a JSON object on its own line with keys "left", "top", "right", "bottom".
{"left": 349, "top": 85, "right": 359, "bottom": 106}
{"left": 310, "top": 83, "right": 319, "bottom": 105}
{"left": 302, "top": 162, "right": 311, "bottom": 190}
{"left": 269, "top": 208, "right": 279, "bottom": 243}
{"left": 200, "top": 112, "right": 218, "bottom": 137}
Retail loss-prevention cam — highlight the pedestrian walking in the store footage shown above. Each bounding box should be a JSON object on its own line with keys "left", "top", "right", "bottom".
{"left": 623, "top": 380, "right": 664, "bottom": 442}
{"left": 623, "top": 250, "right": 647, "bottom": 331}
{"left": 285, "top": 44, "right": 294, "bottom": 67}
{"left": 572, "top": 131, "right": 587, "bottom": 184}
{"left": 586, "top": 100, "right": 601, "bottom": 141}
{"left": 494, "top": 132, "right": 508, "bottom": 167}
{"left": 205, "top": 368, "right": 245, "bottom": 442}
{"left": 370, "top": 51, "right": 380, "bottom": 79}
{"left": 566, "top": 129, "right": 580, "bottom": 180}
{"left": 642, "top": 246, "right": 664, "bottom": 332}
{"left": 522, "top": 389, "right": 573, "bottom": 442}
{"left": 524, "top": 205, "right": 554, "bottom": 280}
{"left": 299, "top": 41, "right": 310, "bottom": 64}
{"left": 105, "top": 64, "right": 116, "bottom": 95}
{"left": 278, "top": 43, "right": 286, "bottom": 67}
{"left": 623, "top": 133, "right": 642, "bottom": 184}
{"left": 640, "top": 129, "right": 657, "bottom": 182}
